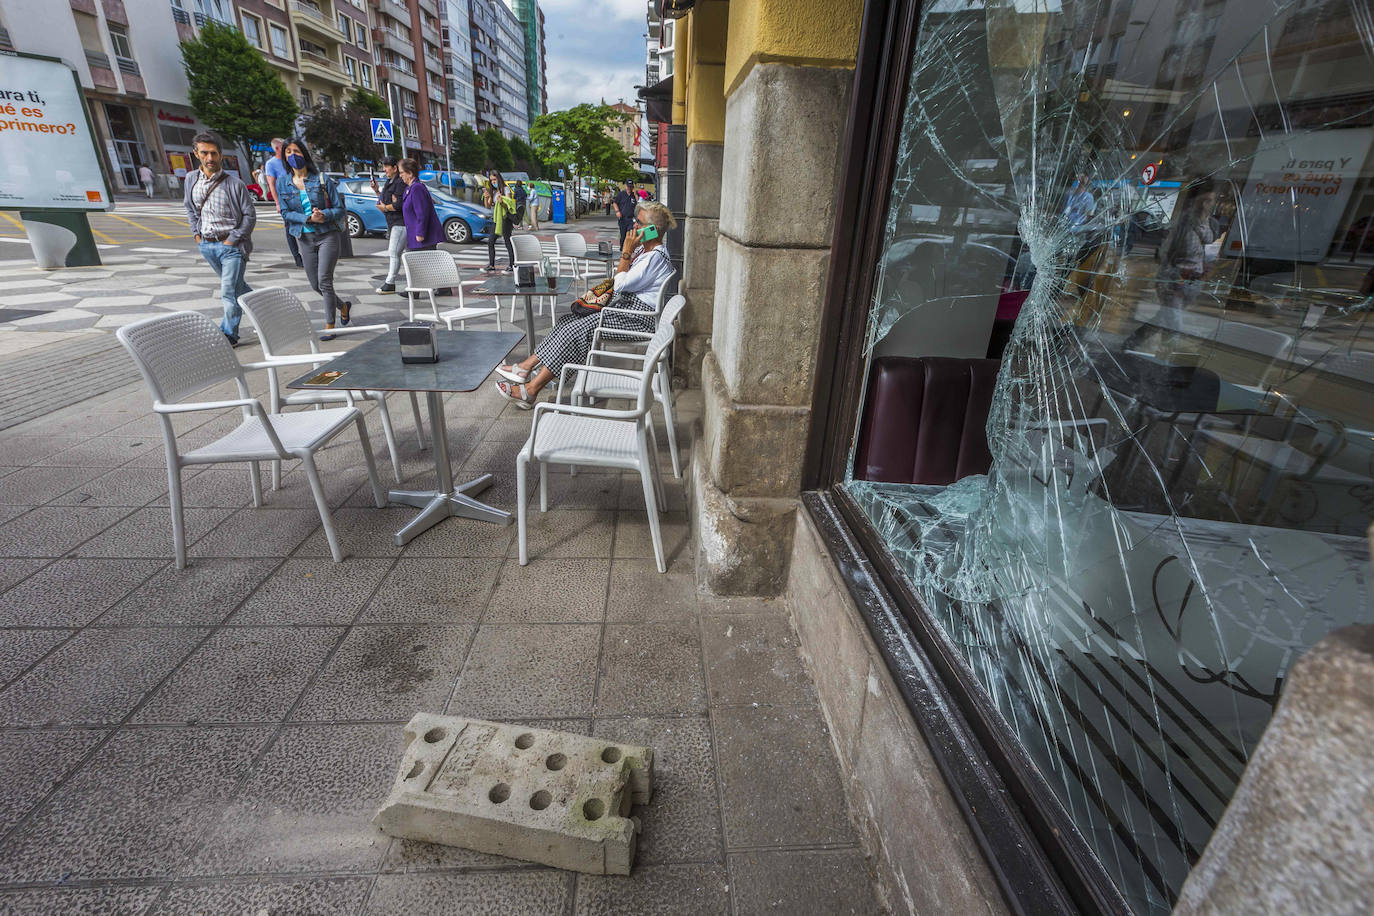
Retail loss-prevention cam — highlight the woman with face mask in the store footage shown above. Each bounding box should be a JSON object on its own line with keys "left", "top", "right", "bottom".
{"left": 274, "top": 138, "right": 351, "bottom": 339}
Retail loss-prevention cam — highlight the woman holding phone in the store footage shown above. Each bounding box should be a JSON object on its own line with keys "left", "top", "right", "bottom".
{"left": 494, "top": 201, "right": 675, "bottom": 408}
{"left": 275, "top": 138, "right": 350, "bottom": 338}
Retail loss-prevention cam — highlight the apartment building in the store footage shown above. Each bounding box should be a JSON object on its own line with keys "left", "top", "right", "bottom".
{"left": 0, "top": 0, "right": 223, "bottom": 191}
{"left": 605, "top": 100, "right": 638, "bottom": 157}
{"left": 231, "top": 0, "right": 372, "bottom": 114}
{"left": 368, "top": 0, "right": 449, "bottom": 163}
{"left": 468, "top": 0, "right": 526, "bottom": 140}
{"left": 439, "top": 0, "right": 478, "bottom": 129}
{"left": 505, "top": 0, "right": 545, "bottom": 126}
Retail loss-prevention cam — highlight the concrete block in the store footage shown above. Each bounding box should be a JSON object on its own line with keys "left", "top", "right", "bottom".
{"left": 690, "top": 456, "right": 797, "bottom": 596}
{"left": 373, "top": 713, "right": 654, "bottom": 875}
{"left": 1175, "top": 625, "right": 1374, "bottom": 915}
{"left": 702, "top": 352, "right": 810, "bottom": 498}
{"left": 719, "top": 64, "right": 853, "bottom": 248}
{"left": 686, "top": 142, "right": 724, "bottom": 219}
{"left": 682, "top": 217, "right": 720, "bottom": 293}
{"left": 712, "top": 235, "right": 829, "bottom": 407}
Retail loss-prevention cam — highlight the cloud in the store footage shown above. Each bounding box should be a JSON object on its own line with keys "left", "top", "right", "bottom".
{"left": 538, "top": 0, "right": 647, "bottom": 113}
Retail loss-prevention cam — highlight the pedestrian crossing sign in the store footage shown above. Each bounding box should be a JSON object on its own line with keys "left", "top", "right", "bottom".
{"left": 371, "top": 118, "right": 394, "bottom": 143}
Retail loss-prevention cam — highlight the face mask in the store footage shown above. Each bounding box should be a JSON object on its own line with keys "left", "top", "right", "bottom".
{"left": 286, "top": 154, "right": 305, "bottom": 170}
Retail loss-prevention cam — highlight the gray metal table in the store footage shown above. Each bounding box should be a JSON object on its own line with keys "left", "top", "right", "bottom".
{"left": 288, "top": 329, "right": 525, "bottom": 546}
{"left": 474, "top": 275, "right": 574, "bottom": 358}
{"left": 573, "top": 251, "right": 618, "bottom": 290}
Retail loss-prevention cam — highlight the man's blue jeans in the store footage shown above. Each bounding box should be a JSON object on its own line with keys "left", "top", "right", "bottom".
{"left": 198, "top": 239, "right": 251, "bottom": 339}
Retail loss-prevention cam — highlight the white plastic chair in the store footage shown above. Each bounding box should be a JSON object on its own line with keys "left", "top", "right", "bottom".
{"left": 239, "top": 286, "right": 426, "bottom": 487}
{"left": 509, "top": 233, "right": 555, "bottom": 322}
{"left": 402, "top": 250, "right": 500, "bottom": 330}
{"left": 116, "top": 311, "right": 386, "bottom": 568}
{"left": 554, "top": 232, "right": 598, "bottom": 289}
{"left": 571, "top": 295, "right": 687, "bottom": 478}
{"left": 594, "top": 267, "right": 677, "bottom": 345}
{"left": 517, "top": 314, "right": 679, "bottom": 573}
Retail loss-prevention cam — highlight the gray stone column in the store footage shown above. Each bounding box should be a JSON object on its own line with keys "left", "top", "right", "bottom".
{"left": 692, "top": 63, "right": 852, "bottom": 595}
{"left": 677, "top": 141, "right": 723, "bottom": 388}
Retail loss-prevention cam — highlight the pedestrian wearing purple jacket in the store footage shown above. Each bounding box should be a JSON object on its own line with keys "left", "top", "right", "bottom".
{"left": 399, "top": 158, "right": 443, "bottom": 250}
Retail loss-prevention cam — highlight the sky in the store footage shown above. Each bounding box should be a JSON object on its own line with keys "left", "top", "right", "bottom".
{"left": 536, "top": 0, "right": 648, "bottom": 113}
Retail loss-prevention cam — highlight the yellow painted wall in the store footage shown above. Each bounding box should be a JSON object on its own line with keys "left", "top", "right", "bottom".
{"left": 673, "top": 14, "right": 690, "bottom": 125}
{"left": 724, "top": 0, "right": 863, "bottom": 97}
{"left": 685, "top": 0, "right": 729, "bottom": 145}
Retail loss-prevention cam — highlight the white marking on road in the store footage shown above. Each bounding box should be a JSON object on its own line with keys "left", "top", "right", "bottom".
{"left": 130, "top": 247, "right": 186, "bottom": 253}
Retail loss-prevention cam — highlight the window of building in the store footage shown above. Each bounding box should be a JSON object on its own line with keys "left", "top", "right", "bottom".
{"left": 319, "top": 92, "right": 332, "bottom": 108}
{"left": 299, "top": 37, "right": 328, "bottom": 58}
{"left": 107, "top": 23, "right": 133, "bottom": 59}
{"left": 344, "top": 56, "right": 357, "bottom": 82}
{"left": 240, "top": 13, "right": 263, "bottom": 49}
{"left": 337, "top": 12, "right": 351, "bottom": 40}
{"left": 812, "top": 0, "right": 1374, "bottom": 912}
{"left": 269, "top": 23, "right": 290, "bottom": 59}
{"left": 299, "top": 88, "right": 312, "bottom": 108}
{"left": 360, "top": 62, "right": 372, "bottom": 88}
{"left": 356, "top": 27, "right": 367, "bottom": 50}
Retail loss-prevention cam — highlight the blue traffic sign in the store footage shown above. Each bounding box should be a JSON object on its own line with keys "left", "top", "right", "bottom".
{"left": 371, "top": 118, "right": 394, "bottom": 143}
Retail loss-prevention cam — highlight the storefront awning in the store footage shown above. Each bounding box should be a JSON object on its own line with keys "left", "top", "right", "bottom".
{"left": 637, "top": 77, "right": 673, "bottom": 125}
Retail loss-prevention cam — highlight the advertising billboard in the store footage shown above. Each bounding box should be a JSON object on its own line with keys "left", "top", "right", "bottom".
{"left": 0, "top": 52, "right": 114, "bottom": 211}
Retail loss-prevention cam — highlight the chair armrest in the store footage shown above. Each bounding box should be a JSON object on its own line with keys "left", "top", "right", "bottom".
{"left": 154, "top": 397, "right": 260, "bottom": 414}
{"left": 240, "top": 353, "right": 338, "bottom": 370}
{"left": 597, "top": 329, "right": 652, "bottom": 341}
{"left": 588, "top": 349, "right": 647, "bottom": 364}
{"left": 526, "top": 399, "right": 637, "bottom": 458}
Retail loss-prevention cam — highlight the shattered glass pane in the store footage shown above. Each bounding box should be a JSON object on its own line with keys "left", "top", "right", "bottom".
{"left": 843, "top": 0, "right": 1374, "bottom": 910}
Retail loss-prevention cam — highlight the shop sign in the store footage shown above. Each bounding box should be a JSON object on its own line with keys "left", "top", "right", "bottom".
{"left": 0, "top": 53, "right": 113, "bottom": 210}
{"left": 157, "top": 109, "right": 195, "bottom": 124}
{"left": 167, "top": 151, "right": 191, "bottom": 178}
{"left": 1232, "top": 128, "right": 1374, "bottom": 261}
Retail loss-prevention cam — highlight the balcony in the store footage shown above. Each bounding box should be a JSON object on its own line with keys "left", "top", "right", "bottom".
{"left": 424, "top": 49, "right": 444, "bottom": 76}
{"left": 374, "top": 27, "right": 414, "bottom": 56}
{"left": 377, "top": 63, "right": 419, "bottom": 93}
{"left": 289, "top": 0, "right": 345, "bottom": 42}
{"left": 297, "top": 48, "right": 350, "bottom": 86}
{"left": 373, "top": 0, "right": 409, "bottom": 25}
{"left": 421, "top": 19, "right": 440, "bottom": 44}
{"left": 418, "top": 0, "right": 437, "bottom": 16}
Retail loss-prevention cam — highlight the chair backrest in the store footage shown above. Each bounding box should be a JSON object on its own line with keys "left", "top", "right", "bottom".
{"left": 512, "top": 233, "right": 543, "bottom": 263}
{"left": 240, "top": 287, "right": 318, "bottom": 358}
{"left": 117, "top": 311, "right": 245, "bottom": 406}
{"left": 631, "top": 296, "right": 685, "bottom": 413}
{"left": 654, "top": 267, "right": 679, "bottom": 312}
{"left": 403, "top": 249, "right": 460, "bottom": 290}
{"left": 554, "top": 232, "right": 587, "bottom": 258}
{"left": 1215, "top": 320, "right": 1293, "bottom": 361}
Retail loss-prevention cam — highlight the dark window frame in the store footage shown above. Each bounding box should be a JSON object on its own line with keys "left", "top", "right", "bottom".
{"left": 804, "top": 0, "right": 1137, "bottom": 912}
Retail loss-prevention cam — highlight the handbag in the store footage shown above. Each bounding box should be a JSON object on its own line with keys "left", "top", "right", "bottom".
{"left": 569, "top": 278, "right": 615, "bottom": 318}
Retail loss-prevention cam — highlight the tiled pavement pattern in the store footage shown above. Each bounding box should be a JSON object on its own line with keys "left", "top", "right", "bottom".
{"left": 0, "top": 326, "right": 886, "bottom": 911}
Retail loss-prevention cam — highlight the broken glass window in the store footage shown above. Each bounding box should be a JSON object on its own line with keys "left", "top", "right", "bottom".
{"left": 844, "top": 0, "right": 1374, "bottom": 910}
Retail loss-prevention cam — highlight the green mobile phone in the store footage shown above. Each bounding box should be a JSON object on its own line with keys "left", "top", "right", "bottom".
{"left": 640, "top": 224, "right": 659, "bottom": 241}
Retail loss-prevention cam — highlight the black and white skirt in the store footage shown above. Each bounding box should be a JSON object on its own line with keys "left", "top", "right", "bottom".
{"left": 535, "top": 291, "right": 656, "bottom": 374}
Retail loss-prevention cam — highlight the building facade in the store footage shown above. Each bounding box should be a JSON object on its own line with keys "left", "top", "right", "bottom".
{"left": 665, "top": 0, "right": 1374, "bottom": 913}
{"left": 467, "top": 0, "right": 526, "bottom": 140}
{"left": 368, "top": 0, "right": 449, "bottom": 164}
{"left": 605, "top": 101, "right": 638, "bottom": 158}
{"left": 505, "top": 0, "right": 545, "bottom": 127}
{"left": 439, "top": 0, "right": 477, "bottom": 130}
{"left": 0, "top": 0, "right": 218, "bottom": 191}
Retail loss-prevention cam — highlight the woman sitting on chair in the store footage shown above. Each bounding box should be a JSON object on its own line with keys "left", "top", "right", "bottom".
{"left": 495, "top": 201, "right": 676, "bottom": 408}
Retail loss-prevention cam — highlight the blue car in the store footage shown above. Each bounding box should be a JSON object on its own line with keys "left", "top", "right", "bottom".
{"left": 337, "top": 179, "right": 494, "bottom": 244}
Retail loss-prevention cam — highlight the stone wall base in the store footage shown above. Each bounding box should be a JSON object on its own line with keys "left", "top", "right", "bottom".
{"left": 689, "top": 456, "right": 797, "bottom": 596}
{"left": 786, "top": 507, "right": 1009, "bottom": 916}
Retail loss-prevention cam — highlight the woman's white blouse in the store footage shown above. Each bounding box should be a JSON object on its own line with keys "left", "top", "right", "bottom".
{"left": 613, "top": 245, "right": 674, "bottom": 304}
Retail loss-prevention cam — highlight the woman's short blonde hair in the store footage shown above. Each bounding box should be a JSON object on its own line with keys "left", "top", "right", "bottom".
{"left": 636, "top": 200, "right": 676, "bottom": 235}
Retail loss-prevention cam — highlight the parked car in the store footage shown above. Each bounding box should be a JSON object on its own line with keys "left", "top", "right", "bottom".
{"left": 337, "top": 179, "right": 494, "bottom": 243}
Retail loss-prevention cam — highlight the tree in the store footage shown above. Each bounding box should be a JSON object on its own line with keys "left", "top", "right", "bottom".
{"left": 181, "top": 21, "right": 296, "bottom": 158}
{"left": 451, "top": 123, "right": 487, "bottom": 172}
{"left": 508, "top": 137, "right": 539, "bottom": 177}
{"left": 482, "top": 127, "right": 514, "bottom": 172}
{"left": 529, "top": 104, "right": 636, "bottom": 186}
{"left": 348, "top": 88, "right": 389, "bottom": 120}
{"left": 299, "top": 102, "right": 374, "bottom": 171}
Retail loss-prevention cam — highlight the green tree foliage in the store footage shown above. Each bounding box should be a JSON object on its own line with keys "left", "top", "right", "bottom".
{"left": 451, "top": 123, "right": 487, "bottom": 171}
{"left": 508, "top": 137, "right": 539, "bottom": 177}
{"left": 299, "top": 100, "right": 376, "bottom": 171}
{"left": 348, "top": 88, "right": 390, "bottom": 119}
{"left": 180, "top": 21, "right": 296, "bottom": 156}
{"left": 482, "top": 127, "right": 515, "bottom": 172}
{"left": 529, "top": 104, "right": 636, "bottom": 184}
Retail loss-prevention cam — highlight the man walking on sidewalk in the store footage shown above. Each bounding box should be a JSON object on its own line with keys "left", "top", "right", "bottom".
{"left": 184, "top": 132, "right": 256, "bottom": 347}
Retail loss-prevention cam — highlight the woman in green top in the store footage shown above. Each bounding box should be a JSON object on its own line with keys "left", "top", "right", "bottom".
{"left": 484, "top": 170, "right": 517, "bottom": 272}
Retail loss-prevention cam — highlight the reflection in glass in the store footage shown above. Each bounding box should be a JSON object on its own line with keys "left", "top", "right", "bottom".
{"left": 845, "top": 0, "right": 1374, "bottom": 910}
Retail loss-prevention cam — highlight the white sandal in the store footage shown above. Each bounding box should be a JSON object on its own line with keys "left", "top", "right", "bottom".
{"left": 495, "top": 380, "right": 535, "bottom": 409}
{"left": 496, "top": 363, "right": 529, "bottom": 383}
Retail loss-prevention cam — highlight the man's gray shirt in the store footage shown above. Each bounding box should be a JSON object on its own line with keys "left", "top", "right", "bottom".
{"left": 183, "top": 169, "right": 256, "bottom": 255}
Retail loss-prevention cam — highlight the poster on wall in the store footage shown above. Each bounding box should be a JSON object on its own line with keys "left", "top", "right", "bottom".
{"left": 1230, "top": 127, "right": 1374, "bottom": 262}
{"left": 0, "top": 52, "right": 113, "bottom": 211}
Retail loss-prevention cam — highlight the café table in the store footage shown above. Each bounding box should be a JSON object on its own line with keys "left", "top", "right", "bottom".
{"left": 474, "top": 275, "right": 575, "bottom": 359}
{"left": 573, "top": 250, "right": 618, "bottom": 287}
{"left": 288, "top": 328, "right": 525, "bottom": 546}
